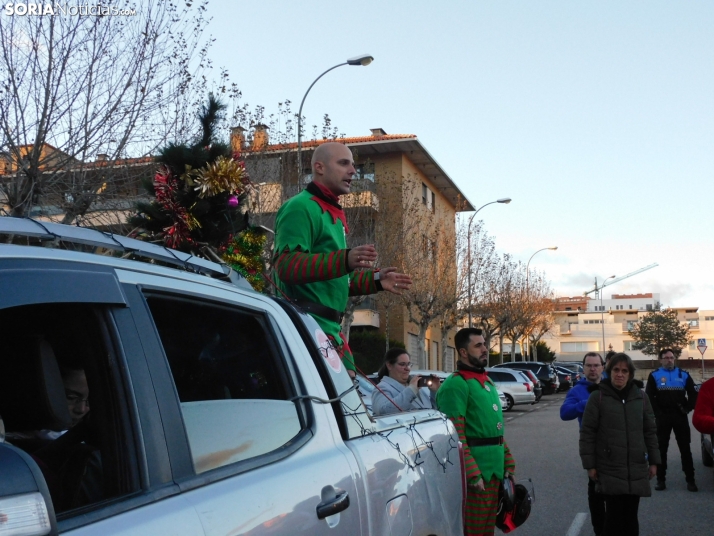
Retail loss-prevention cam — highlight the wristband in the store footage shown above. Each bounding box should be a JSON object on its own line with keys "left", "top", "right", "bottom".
{"left": 374, "top": 269, "right": 383, "bottom": 291}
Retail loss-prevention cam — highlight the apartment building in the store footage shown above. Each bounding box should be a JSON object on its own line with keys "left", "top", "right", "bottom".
{"left": 545, "top": 292, "right": 713, "bottom": 361}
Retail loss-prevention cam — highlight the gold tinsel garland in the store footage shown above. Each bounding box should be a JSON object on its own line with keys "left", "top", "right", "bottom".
{"left": 191, "top": 156, "right": 247, "bottom": 198}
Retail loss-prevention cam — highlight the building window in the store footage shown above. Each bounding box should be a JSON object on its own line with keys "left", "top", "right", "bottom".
{"left": 561, "top": 341, "right": 599, "bottom": 352}
{"left": 422, "top": 183, "right": 427, "bottom": 204}
{"left": 624, "top": 341, "right": 638, "bottom": 351}
{"left": 626, "top": 320, "right": 638, "bottom": 331}
{"left": 584, "top": 320, "right": 603, "bottom": 325}
{"left": 688, "top": 319, "right": 699, "bottom": 328}
{"left": 705, "top": 316, "right": 714, "bottom": 321}
{"left": 646, "top": 304, "right": 653, "bottom": 311}
{"left": 430, "top": 191, "right": 436, "bottom": 213}
{"left": 408, "top": 333, "right": 419, "bottom": 366}
{"left": 445, "top": 346, "right": 455, "bottom": 372}
{"left": 356, "top": 163, "right": 375, "bottom": 181}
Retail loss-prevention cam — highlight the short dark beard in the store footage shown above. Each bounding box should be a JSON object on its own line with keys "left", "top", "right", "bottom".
{"left": 458, "top": 357, "right": 487, "bottom": 373}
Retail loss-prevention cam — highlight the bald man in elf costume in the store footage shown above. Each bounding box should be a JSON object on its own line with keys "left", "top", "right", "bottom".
{"left": 273, "top": 142, "right": 412, "bottom": 377}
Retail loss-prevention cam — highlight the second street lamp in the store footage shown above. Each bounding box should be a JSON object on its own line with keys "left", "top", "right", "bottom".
{"left": 524, "top": 246, "right": 558, "bottom": 360}
{"left": 467, "top": 197, "right": 511, "bottom": 328}
{"left": 296, "top": 54, "right": 374, "bottom": 180}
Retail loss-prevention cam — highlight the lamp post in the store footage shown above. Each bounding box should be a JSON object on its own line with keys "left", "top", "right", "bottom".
{"left": 598, "top": 275, "right": 616, "bottom": 355}
{"left": 466, "top": 198, "right": 511, "bottom": 328}
{"left": 296, "top": 54, "right": 374, "bottom": 180}
{"left": 524, "top": 246, "right": 558, "bottom": 360}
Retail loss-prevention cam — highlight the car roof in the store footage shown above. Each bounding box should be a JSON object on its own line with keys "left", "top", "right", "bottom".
{"left": 486, "top": 368, "right": 526, "bottom": 378}
{"left": 410, "top": 370, "right": 451, "bottom": 379}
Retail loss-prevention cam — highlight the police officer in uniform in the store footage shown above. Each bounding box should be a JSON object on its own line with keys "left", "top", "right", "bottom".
{"left": 645, "top": 348, "right": 698, "bottom": 492}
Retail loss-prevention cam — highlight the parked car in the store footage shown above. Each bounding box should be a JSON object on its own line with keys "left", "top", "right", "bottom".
{"left": 557, "top": 361, "right": 585, "bottom": 377}
{"left": 486, "top": 368, "right": 536, "bottom": 411}
{"left": 493, "top": 362, "right": 559, "bottom": 395}
{"left": 0, "top": 219, "right": 464, "bottom": 536}
{"left": 554, "top": 366, "right": 574, "bottom": 391}
{"left": 409, "top": 369, "right": 508, "bottom": 411}
{"left": 519, "top": 369, "right": 543, "bottom": 402}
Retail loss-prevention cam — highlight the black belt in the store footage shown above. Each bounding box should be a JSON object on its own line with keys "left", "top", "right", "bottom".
{"left": 293, "top": 300, "right": 344, "bottom": 324}
{"left": 467, "top": 436, "right": 504, "bottom": 447}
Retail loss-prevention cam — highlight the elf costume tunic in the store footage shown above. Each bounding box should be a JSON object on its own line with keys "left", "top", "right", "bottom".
{"left": 437, "top": 365, "right": 516, "bottom": 536}
{"left": 273, "top": 182, "right": 378, "bottom": 373}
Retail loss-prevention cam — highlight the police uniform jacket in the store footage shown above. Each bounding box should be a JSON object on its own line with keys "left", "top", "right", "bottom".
{"left": 645, "top": 367, "right": 697, "bottom": 416}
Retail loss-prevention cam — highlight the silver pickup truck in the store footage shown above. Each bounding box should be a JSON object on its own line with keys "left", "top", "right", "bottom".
{"left": 0, "top": 219, "right": 463, "bottom": 536}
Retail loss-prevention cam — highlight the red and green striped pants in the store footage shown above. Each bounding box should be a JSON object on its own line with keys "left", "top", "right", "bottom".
{"left": 465, "top": 477, "right": 500, "bottom": 536}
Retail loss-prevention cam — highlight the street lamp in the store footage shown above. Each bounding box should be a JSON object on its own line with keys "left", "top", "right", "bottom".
{"left": 296, "top": 54, "right": 374, "bottom": 179}
{"left": 526, "top": 247, "right": 558, "bottom": 289}
{"left": 524, "top": 246, "right": 558, "bottom": 360}
{"left": 466, "top": 198, "right": 511, "bottom": 328}
{"left": 598, "top": 275, "right": 616, "bottom": 355}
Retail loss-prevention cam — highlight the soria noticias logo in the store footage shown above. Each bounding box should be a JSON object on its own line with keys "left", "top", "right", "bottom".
{"left": 3, "top": 3, "right": 137, "bottom": 16}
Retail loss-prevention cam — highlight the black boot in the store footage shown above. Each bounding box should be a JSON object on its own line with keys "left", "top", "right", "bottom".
{"left": 687, "top": 480, "right": 698, "bottom": 492}
{"left": 655, "top": 480, "right": 666, "bottom": 491}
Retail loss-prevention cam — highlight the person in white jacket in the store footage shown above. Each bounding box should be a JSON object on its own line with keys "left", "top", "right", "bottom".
{"left": 372, "top": 348, "right": 440, "bottom": 416}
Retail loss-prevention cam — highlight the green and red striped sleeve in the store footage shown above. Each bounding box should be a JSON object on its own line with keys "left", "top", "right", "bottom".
{"left": 348, "top": 270, "right": 377, "bottom": 296}
{"left": 454, "top": 416, "right": 482, "bottom": 483}
{"left": 273, "top": 248, "right": 349, "bottom": 285}
{"left": 504, "top": 440, "right": 516, "bottom": 475}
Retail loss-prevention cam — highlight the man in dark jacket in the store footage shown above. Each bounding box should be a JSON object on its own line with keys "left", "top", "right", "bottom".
{"left": 645, "top": 348, "right": 698, "bottom": 492}
{"left": 561, "top": 352, "right": 606, "bottom": 536}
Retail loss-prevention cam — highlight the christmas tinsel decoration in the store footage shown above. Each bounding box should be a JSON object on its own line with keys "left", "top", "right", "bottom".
{"left": 129, "top": 95, "right": 267, "bottom": 292}
{"left": 221, "top": 227, "right": 268, "bottom": 292}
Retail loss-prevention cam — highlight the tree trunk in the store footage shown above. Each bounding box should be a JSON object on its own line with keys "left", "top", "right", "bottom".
{"left": 440, "top": 329, "right": 451, "bottom": 371}
{"left": 499, "top": 332, "right": 505, "bottom": 364}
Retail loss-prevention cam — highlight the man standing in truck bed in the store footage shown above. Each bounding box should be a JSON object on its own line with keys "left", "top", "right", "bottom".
{"left": 437, "top": 327, "right": 516, "bottom": 535}
{"left": 273, "top": 142, "right": 411, "bottom": 377}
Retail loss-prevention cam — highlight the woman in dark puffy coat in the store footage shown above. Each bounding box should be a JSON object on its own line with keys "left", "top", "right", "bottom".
{"left": 579, "top": 352, "right": 660, "bottom": 536}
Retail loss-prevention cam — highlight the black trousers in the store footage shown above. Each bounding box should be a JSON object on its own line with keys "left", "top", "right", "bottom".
{"left": 588, "top": 477, "right": 606, "bottom": 535}
{"left": 656, "top": 411, "right": 695, "bottom": 482}
{"left": 603, "top": 495, "right": 640, "bottom": 536}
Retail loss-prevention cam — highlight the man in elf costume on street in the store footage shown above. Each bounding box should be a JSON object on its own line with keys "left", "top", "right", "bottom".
{"left": 273, "top": 142, "right": 412, "bottom": 377}
{"left": 437, "top": 327, "right": 516, "bottom": 536}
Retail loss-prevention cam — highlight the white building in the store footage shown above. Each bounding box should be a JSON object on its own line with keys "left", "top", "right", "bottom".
{"left": 544, "top": 293, "right": 713, "bottom": 362}
{"left": 589, "top": 293, "right": 660, "bottom": 312}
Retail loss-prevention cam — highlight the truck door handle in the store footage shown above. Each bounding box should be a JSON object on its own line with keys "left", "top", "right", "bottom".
{"left": 316, "top": 488, "right": 350, "bottom": 520}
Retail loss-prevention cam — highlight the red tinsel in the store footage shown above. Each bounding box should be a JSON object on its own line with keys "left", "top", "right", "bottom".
{"left": 153, "top": 165, "right": 196, "bottom": 248}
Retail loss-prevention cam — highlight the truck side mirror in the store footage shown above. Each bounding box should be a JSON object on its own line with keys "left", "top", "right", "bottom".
{"left": 0, "top": 442, "right": 57, "bottom": 536}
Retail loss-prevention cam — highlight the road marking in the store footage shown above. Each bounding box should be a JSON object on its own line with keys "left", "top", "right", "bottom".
{"left": 506, "top": 417, "right": 513, "bottom": 421}
{"left": 565, "top": 513, "right": 588, "bottom": 536}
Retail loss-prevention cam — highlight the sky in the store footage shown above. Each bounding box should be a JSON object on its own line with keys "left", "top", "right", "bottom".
{"left": 205, "top": 1, "right": 713, "bottom": 309}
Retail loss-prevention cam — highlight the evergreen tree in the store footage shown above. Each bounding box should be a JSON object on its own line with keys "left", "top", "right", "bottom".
{"left": 629, "top": 306, "right": 691, "bottom": 356}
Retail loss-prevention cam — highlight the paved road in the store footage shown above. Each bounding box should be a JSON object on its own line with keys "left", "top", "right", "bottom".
{"left": 497, "top": 394, "right": 713, "bottom": 535}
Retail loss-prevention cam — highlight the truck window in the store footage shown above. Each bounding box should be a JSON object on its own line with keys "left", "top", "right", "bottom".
{"left": 0, "top": 303, "right": 139, "bottom": 515}
{"left": 144, "top": 296, "right": 304, "bottom": 474}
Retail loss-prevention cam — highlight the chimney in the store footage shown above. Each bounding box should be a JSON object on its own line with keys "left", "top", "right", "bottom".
{"left": 252, "top": 124, "right": 269, "bottom": 150}
{"left": 230, "top": 126, "right": 246, "bottom": 152}
{"left": 96, "top": 153, "right": 108, "bottom": 162}
{"left": 370, "top": 128, "right": 387, "bottom": 137}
